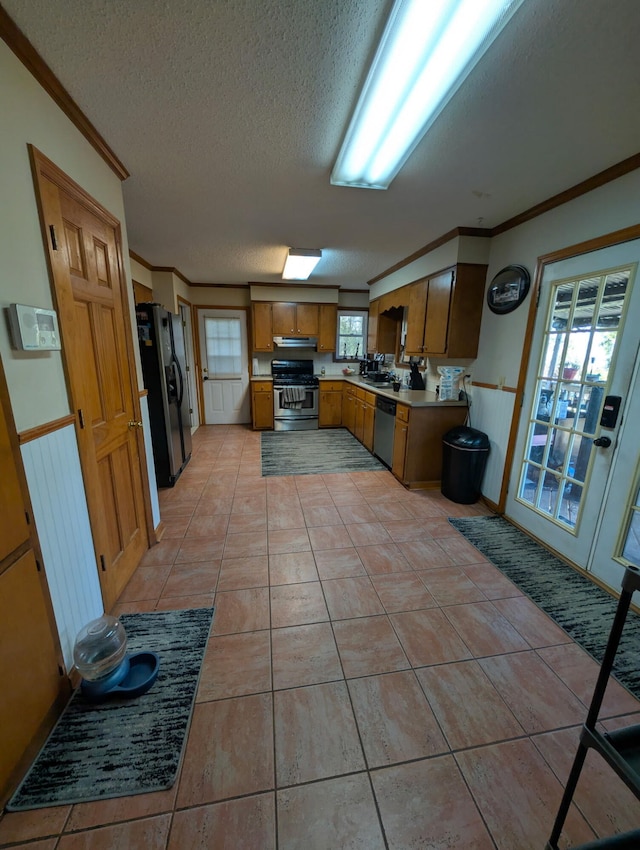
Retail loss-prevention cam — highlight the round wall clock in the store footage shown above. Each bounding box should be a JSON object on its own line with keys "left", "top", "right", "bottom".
{"left": 487, "top": 264, "right": 531, "bottom": 314}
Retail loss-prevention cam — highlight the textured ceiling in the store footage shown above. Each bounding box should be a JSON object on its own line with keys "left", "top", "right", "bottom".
{"left": 3, "top": 0, "right": 640, "bottom": 289}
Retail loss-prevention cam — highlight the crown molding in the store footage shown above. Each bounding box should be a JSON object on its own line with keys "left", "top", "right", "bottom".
{"left": 0, "top": 7, "right": 129, "bottom": 180}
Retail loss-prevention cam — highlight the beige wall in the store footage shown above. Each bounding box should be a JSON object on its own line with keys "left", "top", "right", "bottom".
{"left": 0, "top": 41, "right": 135, "bottom": 432}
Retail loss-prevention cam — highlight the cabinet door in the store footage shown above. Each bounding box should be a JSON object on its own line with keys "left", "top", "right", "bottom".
{"left": 0, "top": 401, "right": 30, "bottom": 562}
{"left": 404, "top": 280, "right": 428, "bottom": 355}
{"left": 272, "top": 302, "right": 296, "bottom": 335}
{"left": 319, "top": 391, "right": 342, "bottom": 427}
{"left": 423, "top": 270, "right": 453, "bottom": 355}
{"left": 392, "top": 417, "right": 409, "bottom": 480}
{"left": 295, "top": 304, "right": 319, "bottom": 335}
{"left": 0, "top": 550, "right": 63, "bottom": 796}
{"left": 343, "top": 389, "right": 356, "bottom": 433}
{"left": 318, "top": 304, "right": 337, "bottom": 351}
{"left": 252, "top": 303, "right": 274, "bottom": 351}
{"left": 367, "top": 300, "right": 379, "bottom": 353}
{"left": 252, "top": 389, "right": 273, "bottom": 429}
{"left": 363, "top": 402, "right": 375, "bottom": 451}
{"left": 354, "top": 400, "right": 365, "bottom": 443}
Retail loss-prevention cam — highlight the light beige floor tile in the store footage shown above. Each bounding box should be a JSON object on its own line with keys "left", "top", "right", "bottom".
{"left": 211, "top": 587, "right": 270, "bottom": 635}
{"left": 442, "top": 601, "right": 530, "bottom": 656}
{"left": 349, "top": 671, "right": 447, "bottom": 767}
{"left": 66, "top": 786, "right": 177, "bottom": 831}
{"left": 57, "top": 815, "right": 171, "bottom": 849}
{"left": 168, "top": 794, "right": 275, "bottom": 850}
{"left": 197, "top": 630, "right": 271, "bottom": 701}
{"left": 186, "top": 514, "right": 229, "bottom": 538}
{"left": 277, "top": 774, "right": 385, "bottom": 850}
{"left": 154, "top": 593, "right": 214, "bottom": 611}
{"left": 389, "top": 608, "right": 473, "bottom": 667}
{"left": 346, "top": 522, "right": 392, "bottom": 547}
{"left": 271, "top": 622, "right": 343, "bottom": 690}
{"left": 336, "top": 504, "right": 378, "bottom": 525}
{"left": 118, "top": 565, "right": 171, "bottom": 602}
{"left": 175, "top": 537, "right": 226, "bottom": 563}
{"left": 217, "top": 555, "right": 269, "bottom": 591}
{"left": 268, "top": 551, "right": 319, "bottom": 585}
{"left": 177, "top": 694, "right": 274, "bottom": 807}
{"left": 416, "top": 660, "right": 524, "bottom": 749}
{"left": 462, "top": 562, "right": 523, "bottom": 599}
{"left": 455, "top": 739, "right": 596, "bottom": 849}
{"left": 333, "top": 616, "right": 409, "bottom": 678}
{"left": 370, "top": 572, "right": 437, "bottom": 612}
{"left": 274, "top": 682, "right": 364, "bottom": 785}
{"left": 307, "top": 524, "right": 353, "bottom": 551}
{"left": 267, "top": 528, "right": 311, "bottom": 554}
{"left": 417, "top": 567, "right": 487, "bottom": 605}
{"left": 222, "top": 530, "right": 268, "bottom": 559}
{"left": 302, "top": 504, "right": 343, "bottom": 527}
{"left": 322, "top": 576, "right": 385, "bottom": 620}
{"left": 372, "top": 756, "right": 494, "bottom": 849}
{"left": 398, "top": 538, "right": 455, "bottom": 570}
{"left": 356, "top": 543, "right": 413, "bottom": 575}
{"left": 270, "top": 581, "right": 328, "bottom": 627}
{"left": 313, "top": 547, "right": 366, "bottom": 579}
{"left": 0, "top": 807, "right": 71, "bottom": 845}
{"left": 161, "top": 562, "right": 220, "bottom": 598}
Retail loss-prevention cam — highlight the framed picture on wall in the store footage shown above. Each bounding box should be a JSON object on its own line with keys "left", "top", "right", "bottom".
{"left": 487, "top": 264, "right": 531, "bottom": 314}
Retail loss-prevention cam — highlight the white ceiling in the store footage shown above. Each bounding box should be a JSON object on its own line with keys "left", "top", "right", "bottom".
{"left": 4, "top": 0, "right": 640, "bottom": 290}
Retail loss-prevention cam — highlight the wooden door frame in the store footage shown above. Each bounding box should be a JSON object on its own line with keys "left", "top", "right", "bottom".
{"left": 193, "top": 304, "right": 250, "bottom": 426}
{"left": 28, "top": 146, "right": 154, "bottom": 603}
{"left": 499, "top": 224, "right": 640, "bottom": 514}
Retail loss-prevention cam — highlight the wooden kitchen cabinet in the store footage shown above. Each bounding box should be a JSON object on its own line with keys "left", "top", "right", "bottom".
{"left": 0, "top": 358, "right": 66, "bottom": 803}
{"left": 251, "top": 380, "right": 274, "bottom": 429}
{"left": 404, "top": 263, "right": 487, "bottom": 358}
{"left": 318, "top": 304, "right": 337, "bottom": 352}
{"left": 392, "top": 402, "right": 467, "bottom": 488}
{"left": 272, "top": 302, "right": 319, "bottom": 336}
{"left": 342, "top": 383, "right": 356, "bottom": 434}
{"left": 252, "top": 302, "right": 274, "bottom": 351}
{"left": 367, "top": 299, "right": 398, "bottom": 355}
{"left": 362, "top": 392, "right": 376, "bottom": 451}
{"left": 319, "top": 381, "right": 343, "bottom": 427}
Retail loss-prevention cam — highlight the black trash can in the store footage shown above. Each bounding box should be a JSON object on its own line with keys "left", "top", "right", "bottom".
{"left": 441, "top": 426, "right": 490, "bottom": 504}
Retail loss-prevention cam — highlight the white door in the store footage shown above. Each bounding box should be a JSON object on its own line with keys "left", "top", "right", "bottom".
{"left": 506, "top": 240, "right": 640, "bottom": 590}
{"left": 198, "top": 308, "right": 251, "bottom": 425}
{"left": 179, "top": 302, "right": 199, "bottom": 432}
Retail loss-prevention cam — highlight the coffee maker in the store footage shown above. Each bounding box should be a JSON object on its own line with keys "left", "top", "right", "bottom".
{"left": 359, "top": 360, "right": 368, "bottom": 376}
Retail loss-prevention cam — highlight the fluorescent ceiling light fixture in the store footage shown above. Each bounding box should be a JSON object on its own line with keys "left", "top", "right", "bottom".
{"left": 331, "top": 0, "right": 525, "bottom": 190}
{"left": 282, "top": 248, "right": 322, "bottom": 280}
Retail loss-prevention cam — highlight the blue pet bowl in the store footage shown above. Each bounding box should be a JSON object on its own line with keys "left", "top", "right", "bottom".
{"left": 81, "top": 652, "right": 159, "bottom": 701}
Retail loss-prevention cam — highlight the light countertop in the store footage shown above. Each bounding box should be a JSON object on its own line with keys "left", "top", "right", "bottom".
{"left": 251, "top": 374, "right": 466, "bottom": 408}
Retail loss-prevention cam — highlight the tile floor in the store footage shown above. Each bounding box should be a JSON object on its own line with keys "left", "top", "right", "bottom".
{"left": 2, "top": 424, "right": 640, "bottom": 849}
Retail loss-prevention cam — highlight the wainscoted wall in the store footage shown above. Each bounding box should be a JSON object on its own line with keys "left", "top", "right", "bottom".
{"left": 21, "top": 424, "right": 103, "bottom": 670}
{"left": 468, "top": 385, "right": 516, "bottom": 506}
{"left": 140, "top": 394, "right": 160, "bottom": 528}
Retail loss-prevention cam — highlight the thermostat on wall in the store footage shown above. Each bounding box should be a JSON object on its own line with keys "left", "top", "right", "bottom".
{"left": 8, "top": 303, "right": 61, "bottom": 351}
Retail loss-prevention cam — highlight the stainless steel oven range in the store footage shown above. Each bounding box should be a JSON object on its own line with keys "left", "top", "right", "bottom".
{"left": 271, "top": 359, "right": 319, "bottom": 430}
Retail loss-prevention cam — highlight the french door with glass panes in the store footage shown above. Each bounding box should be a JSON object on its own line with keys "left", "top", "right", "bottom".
{"left": 506, "top": 239, "right": 640, "bottom": 590}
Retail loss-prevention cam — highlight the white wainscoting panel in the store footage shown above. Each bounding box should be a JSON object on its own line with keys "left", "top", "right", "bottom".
{"left": 21, "top": 424, "right": 103, "bottom": 671}
{"left": 468, "top": 385, "right": 516, "bottom": 506}
{"left": 140, "top": 395, "right": 160, "bottom": 528}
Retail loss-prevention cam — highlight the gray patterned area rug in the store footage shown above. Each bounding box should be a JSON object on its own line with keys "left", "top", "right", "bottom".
{"left": 261, "top": 428, "right": 385, "bottom": 476}
{"left": 7, "top": 607, "right": 214, "bottom": 811}
{"left": 449, "top": 516, "right": 640, "bottom": 699}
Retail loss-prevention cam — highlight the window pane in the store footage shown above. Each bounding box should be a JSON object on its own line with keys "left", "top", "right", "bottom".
{"left": 337, "top": 310, "right": 367, "bottom": 360}
{"left": 205, "top": 317, "right": 242, "bottom": 376}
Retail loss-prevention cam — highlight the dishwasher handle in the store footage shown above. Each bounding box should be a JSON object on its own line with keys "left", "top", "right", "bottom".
{"left": 376, "top": 397, "right": 397, "bottom": 416}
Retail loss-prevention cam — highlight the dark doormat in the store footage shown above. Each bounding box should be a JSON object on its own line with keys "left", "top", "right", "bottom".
{"left": 261, "top": 428, "right": 385, "bottom": 476}
{"left": 7, "top": 607, "right": 214, "bottom": 811}
{"left": 449, "top": 515, "right": 640, "bottom": 699}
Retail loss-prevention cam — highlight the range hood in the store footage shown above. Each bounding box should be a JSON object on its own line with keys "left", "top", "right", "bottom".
{"left": 273, "top": 336, "right": 318, "bottom": 349}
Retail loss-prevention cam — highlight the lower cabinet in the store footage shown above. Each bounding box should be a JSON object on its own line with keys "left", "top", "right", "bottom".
{"left": 345, "top": 384, "right": 376, "bottom": 451}
{"left": 251, "top": 381, "right": 274, "bottom": 430}
{"left": 342, "top": 384, "right": 356, "bottom": 433}
{"left": 319, "top": 382, "right": 343, "bottom": 427}
{"left": 392, "top": 403, "right": 467, "bottom": 488}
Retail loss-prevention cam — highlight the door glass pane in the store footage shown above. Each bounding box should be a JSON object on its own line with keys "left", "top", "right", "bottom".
{"left": 517, "top": 266, "right": 631, "bottom": 530}
{"left": 620, "top": 481, "right": 640, "bottom": 566}
{"left": 205, "top": 317, "right": 242, "bottom": 377}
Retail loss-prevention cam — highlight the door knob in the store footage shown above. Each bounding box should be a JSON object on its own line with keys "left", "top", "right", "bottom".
{"left": 128, "top": 420, "right": 143, "bottom": 428}
{"left": 593, "top": 436, "right": 612, "bottom": 448}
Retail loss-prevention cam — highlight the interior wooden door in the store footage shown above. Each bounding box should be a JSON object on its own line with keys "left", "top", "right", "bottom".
{"left": 31, "top": 148, "right": 149, "bottom": 611}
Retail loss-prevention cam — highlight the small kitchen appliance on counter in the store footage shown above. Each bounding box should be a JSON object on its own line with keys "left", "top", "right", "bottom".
{"left": 409, "top": 362, "right": 425, "bottom": 390}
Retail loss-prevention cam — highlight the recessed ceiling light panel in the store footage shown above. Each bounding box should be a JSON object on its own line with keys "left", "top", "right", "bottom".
{"left": 282, "top": 248, "right": 322, "bottom": 280}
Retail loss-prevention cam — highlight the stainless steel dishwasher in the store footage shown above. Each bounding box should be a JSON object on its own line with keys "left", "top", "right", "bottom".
{"left": 373, "top": 396, "right": 396, "bottom": 468}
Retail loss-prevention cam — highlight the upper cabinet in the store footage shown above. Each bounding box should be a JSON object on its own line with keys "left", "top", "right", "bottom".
{"left": 404, "top": 263, "right": 487, "bottom": 358}
{"left": 252, "top": 302, "right": 274, "bottom": 351}
{"left": 272, "top": 302, "right": 319, "bottom": 336}
{"left": 318, "top": 304, "right": 337, "bottom": 352}
{"left": 251, "top": 300, "right": 337, "bottom": 352}
{"left": 367, "top": 299, "right": 398, "bottom": 355}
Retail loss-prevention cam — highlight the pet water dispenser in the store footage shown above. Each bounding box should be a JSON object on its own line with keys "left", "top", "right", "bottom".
{"left": 73, "top": 615, "right": 159, "bottom": 701}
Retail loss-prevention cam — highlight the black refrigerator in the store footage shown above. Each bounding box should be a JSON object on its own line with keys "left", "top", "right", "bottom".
{"left": 136, "top": 303, "right": 192, "bottom": 487}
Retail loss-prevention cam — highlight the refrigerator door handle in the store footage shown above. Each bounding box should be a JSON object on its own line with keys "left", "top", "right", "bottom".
{"left": 173, "top": 355, "right": 184, "bottom": 406}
